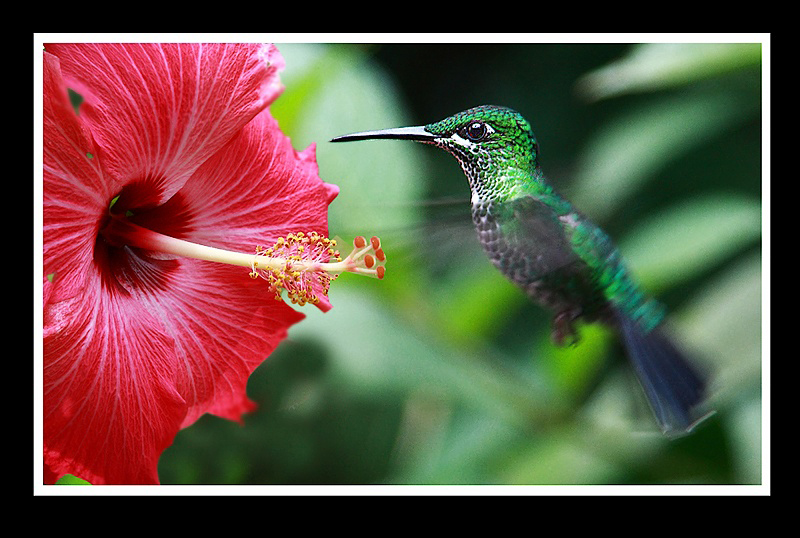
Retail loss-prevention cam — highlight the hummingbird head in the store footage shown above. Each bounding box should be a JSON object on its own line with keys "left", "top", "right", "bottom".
{"left": 331, "top": 105, "right": 541, "bottom": 202}
{"left": 424, "top": 105, "right": 538, "bottom": 167}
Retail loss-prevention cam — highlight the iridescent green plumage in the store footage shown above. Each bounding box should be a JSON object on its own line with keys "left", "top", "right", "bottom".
{"left": 332, "top": 105, "right": 712, "bottom": 436}
{"left": 423, "top": 106, "right": 666, "bottom": 336}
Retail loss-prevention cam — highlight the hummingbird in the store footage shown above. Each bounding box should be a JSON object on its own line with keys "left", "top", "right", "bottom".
{"left": 331, "top": 105, "right": 713, "bottom": 437}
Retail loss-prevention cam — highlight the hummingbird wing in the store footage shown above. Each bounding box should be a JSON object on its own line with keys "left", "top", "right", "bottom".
{"left": 494, "top": 194, "right": 613, "bottom": 323}
{"left": 491, "top": 195, "right": 587, "bottom": 291}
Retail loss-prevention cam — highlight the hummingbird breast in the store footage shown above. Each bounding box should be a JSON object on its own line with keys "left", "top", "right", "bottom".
{"left": 470, "top": 197, "right": 610, "bottom": 322}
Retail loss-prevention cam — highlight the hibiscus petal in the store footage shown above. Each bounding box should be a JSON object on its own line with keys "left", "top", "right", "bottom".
{"left": 44, "top": 271, "right": 188, "bottom": 484}
{"left": 42, "top": 44, "right": 336, "bottom": 485}
{"left": 175, "top": 108, "right": 338, "bottom": 252}
{"left": 44, "top": 250, "right": 306, "bottom": 483}
{"left": 125, "top": 108, "right": 336, "bottom": 428}
{"left": 44, "top": 43, "right": 285, "bottom": 205}
{"left": 43, "top": 52, "right": 109, "bottom": 304}
{"left": 143, "top": 108, "right": 339, "bottom": 311}
{"left": 130, "top": 108, "right": 336, "bottom": 425}
{"left": 136, "top": 262, "right": 305, "bottom": 428}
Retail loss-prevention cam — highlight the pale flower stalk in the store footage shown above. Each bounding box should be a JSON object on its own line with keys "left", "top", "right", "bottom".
{"left": 104, "top": 216, "right": 385, "bottom": 308}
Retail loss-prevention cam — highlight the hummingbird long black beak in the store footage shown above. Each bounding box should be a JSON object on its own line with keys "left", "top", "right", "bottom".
{"left": 330, "top": 125, "right": 439, "bottom": 143}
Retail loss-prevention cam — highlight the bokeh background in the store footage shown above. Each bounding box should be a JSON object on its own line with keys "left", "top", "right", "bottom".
{"left": 155, "top": 41, "right": 763, "bottom": 486}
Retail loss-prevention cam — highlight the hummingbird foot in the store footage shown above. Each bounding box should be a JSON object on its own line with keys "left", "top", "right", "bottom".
{"left": 551, "top": 309, "right": 582, "bottom": 347}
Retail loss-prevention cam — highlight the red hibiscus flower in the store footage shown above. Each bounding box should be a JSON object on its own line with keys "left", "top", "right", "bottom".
{"left": 42, "top": 43, "right": 384, "bottom": 485}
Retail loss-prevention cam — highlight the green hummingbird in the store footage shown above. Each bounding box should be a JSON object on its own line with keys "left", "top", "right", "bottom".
{"left": 331, "top": 105, "right": 713, "bottom": 437}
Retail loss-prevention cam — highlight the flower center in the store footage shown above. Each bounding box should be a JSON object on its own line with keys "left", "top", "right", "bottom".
{"left": 98, "top": 190, "right": 385, "bottom": 306}
{"left": 94, "top": 182, "right": 196, "bottom": 295}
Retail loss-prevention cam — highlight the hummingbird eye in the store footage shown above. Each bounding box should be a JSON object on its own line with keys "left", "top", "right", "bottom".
{"left": 464, "top": 121, "right": 489, "bottom": 142}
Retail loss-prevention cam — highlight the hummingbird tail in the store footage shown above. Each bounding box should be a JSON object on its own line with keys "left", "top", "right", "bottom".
{"left": 616, "top": 312, "right": 713, "bottom": 437}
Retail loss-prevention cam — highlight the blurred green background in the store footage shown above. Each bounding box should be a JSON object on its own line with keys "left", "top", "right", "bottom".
{"left": 156, "top": 42, "right": 763, "bottom": 486}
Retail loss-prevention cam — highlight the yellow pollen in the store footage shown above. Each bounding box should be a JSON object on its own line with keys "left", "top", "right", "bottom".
{"left": 249, "top": 232, "right": 385, "bottom": 307}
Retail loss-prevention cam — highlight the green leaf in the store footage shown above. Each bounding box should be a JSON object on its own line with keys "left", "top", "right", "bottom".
{"left": 433, "top": 257, "right": 525, "bottom": 345}
{"left": 541, "top": 323, "right": 613, "bottom": 396}
{"left": 619, "top": 194, "right": 761, "bottom": 291}
{"left": 727, "top": 397, "right": 762, "bottom": 484}
{"left": 272, "top": 44, "right": 426, "bottom": 239}
{"left": 288, "top": 289, "right": 556, "bottom": 429}
{"left": 576, "top": 43, "right": 762, "bottom": 101}
{"left": 55, "top": 474, "right": 91, "bottom": 485}
{"left": 675, "top": 251, "right": 762, "bottom": 392}
{"left": 570, "top": 91, "right": 757, "bottom": 220}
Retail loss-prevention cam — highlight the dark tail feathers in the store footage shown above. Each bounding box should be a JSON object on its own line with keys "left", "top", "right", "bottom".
{"left": 617, "top": 312, "right": 714, "bottom": 437}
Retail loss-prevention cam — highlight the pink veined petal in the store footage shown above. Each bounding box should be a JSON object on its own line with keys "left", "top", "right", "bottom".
{"left": 43, "top": 52, "right": 110, "bottom": 305}
{"left": 119, "top": 108, "right": 337, "bottom": 428}
{"left": 140, "top": 108, "right": 339, "bottom": 312}
{"left": 42, "top": 44, "right": 338, "bottom": 484}
{"left": 135, "top": 261, "right": 305, "bottom": 428}
{"left": 44, "top": 249, "right": 306, "bottom": 483}
{"left": 174, "top": 108, "right": 338, "bottom": 255}
{"left": 43, "top": 270, "right": 188, "bottom": 485}
{"left": 44, "top": 43, "right": 285, "bottom": 206}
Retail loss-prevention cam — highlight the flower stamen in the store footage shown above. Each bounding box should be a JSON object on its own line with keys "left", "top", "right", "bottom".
{"left": 250, "top": 233, "right": 387, "bottom": 307}
{"left": 100, "top": 219, "right": 384, "bottom": 309}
